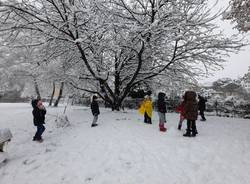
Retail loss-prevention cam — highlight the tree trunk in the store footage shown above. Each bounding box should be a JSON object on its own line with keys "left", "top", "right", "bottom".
{"left": 33, "top": 77, "right": 41, "bottom": 99}
{"left": 113, "top": 62, "right": 121, "bottom": 111}
{"left": 49, "top": 81, "right": 55, "bottom": 106}
{"left": 112, "top": 100, "right": 121, "bottom": 111}
{"left": 54, "top": 82, "right": 64, "bottom": 107}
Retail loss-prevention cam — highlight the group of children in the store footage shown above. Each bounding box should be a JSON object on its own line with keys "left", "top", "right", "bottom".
{"left": 29, "top": 91, "right": 205, "bottom": 143}
{"left": 138, "top": 91, "right": 202, "bottom": 137}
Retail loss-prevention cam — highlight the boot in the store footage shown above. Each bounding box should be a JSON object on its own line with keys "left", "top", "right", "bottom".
{"left": 159, "top": 123, "right": 167, "bottom": 132}
{"left": 37, "top": 138, "right": 44, "bottom": 143}
{"left": 91, "top": 123, "right": 98, "bottom": 127}
{"left": 183, "top": 129, "right": 191, "bottom": 137}
{"left": 191, "top": 129, "right": 198, "bottom": 137}
{"left": 178, "top": 121, "right": 182, "bottom": 130}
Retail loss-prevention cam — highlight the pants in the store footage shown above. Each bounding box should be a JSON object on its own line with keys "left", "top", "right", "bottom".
{"left": 92, "top": 115, "right": 98, "bottom": 125}
{"left": 186, "top": 120, "right": 197, "bottom": 135}
{"left": 158, "top": 112, "right": 166, "bottom": 123}
{"left": 34, "top": 124, "right": 45, "bottom": 140}
{"left": 200, "top": 110, "right": 206, "bottom": 120}
{"left": 144, "top": 112, "right": 152, "bottom": 124}
{"left": 178, "top": 115, "right": 185, "bottom": 127}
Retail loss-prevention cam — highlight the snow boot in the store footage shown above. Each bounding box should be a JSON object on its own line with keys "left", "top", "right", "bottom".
{"left": 37, "top": 138, "right": 43, "bottom": 143}
{"left": 33, "top": 137, "right": 43, "bottom": 143}
{"left": 191, "top": 129, "right": 198, "bottom": 137}
{"left": 192, "top": 129, "right": 198, "bottom": 135}
{"left": 183, "top": 129, "right": 191, "bottom": 137}
{"left": 91, "top": 124, "right": 98, "bottom": 127}
{"left": 159, "top": 123, "right": 167, "bottom": 132}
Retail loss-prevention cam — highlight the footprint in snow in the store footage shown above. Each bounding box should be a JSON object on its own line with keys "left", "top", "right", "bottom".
{"left": 23, "top": 159, "right": 36, "bottom": 165}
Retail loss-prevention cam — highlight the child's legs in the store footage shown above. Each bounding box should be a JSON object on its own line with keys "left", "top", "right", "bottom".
{"left": 186, "top": 120, "right": 191, "bottom": 131}
{"left": 92, "top": 115, "right": 98, "bottom": 125}
{"left": 34, "top": 125, "right": 45, "bottom": 139}
{"left": 144, "top": 112, "right": 148, "bottom": 123}
{"left": 191, "top": 120, "right": 197, "bottom": 133}
{"left": 158, "top": 112, "right": 166, "bottom": 124}
{"left": 144, "top": 112, "right": 151, "bottom": 123}
{"left": 179, "top": 115, "right": 185, "bottom": 125}
{"left": 200, "top": 110, "right": 206, "bottom": 120}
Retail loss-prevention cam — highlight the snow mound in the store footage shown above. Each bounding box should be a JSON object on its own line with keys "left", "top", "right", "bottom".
{"left": 0, "top": 128, "right": 12, "bottom": 143}
{"left": 55, "top": 115, "right": 70, "bottom": 128}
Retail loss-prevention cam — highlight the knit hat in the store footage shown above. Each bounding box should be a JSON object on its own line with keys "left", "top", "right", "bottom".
{"left": 92, "top": 95, "right": 98, "bottom": 100}
{"left": 31, "top": 99, "right": 39, "bottom": 108}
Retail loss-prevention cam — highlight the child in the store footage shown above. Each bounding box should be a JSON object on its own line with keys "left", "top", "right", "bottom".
{"left": 183, "top": 91, "right": 198, "bottom": 137}
{"left": 91, "top": 95, "right": 100, "bottom": 127}
{"left": 157, "top": 92, "right": 167, "bottom": 132}
{"left": 32, "top": 99, "right": 46, "bottom": 142}
{"left": 175, "top": 97, "right": 185, "bottom": 130}
{"left": 138, "top": 95, "right": 153, "bottom": 124}
{"left": 198, "top": 95, "right": 207, "bottom": 121}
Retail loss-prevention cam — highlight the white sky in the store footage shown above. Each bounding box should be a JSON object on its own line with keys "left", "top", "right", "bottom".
{"left": 199, "top": 0, "right": 250, "bottom": 84}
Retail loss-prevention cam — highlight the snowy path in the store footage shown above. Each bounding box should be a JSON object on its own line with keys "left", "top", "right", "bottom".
{"left": 0, "top": 103, "right": 250, "bottom": 184}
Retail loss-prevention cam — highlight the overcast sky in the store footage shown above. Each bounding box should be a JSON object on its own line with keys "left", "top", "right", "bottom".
{"left": 200, "top": 0, "right": 250, "bottom": 84}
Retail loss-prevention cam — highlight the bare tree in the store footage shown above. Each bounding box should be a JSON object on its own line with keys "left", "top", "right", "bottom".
{"left": 54, "top": 81, "right": 64, "bottom": 107}
{"left": 0, "top": 0, "right": 243, "bottom": 110}
{"left": 223, "top": 0, "right": 250, "bottom": 32}
{"left": 49, "top": 81, "right": 55, "bottom": 106}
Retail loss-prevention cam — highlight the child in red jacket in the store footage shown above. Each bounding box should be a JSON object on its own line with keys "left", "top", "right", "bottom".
{"left": 175, "top": 99, "right": 185, "bottom": 130}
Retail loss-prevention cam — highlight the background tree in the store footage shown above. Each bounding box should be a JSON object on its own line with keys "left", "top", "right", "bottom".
{"left": 0, "top": 0, "right": 244, "bottom": 110}
{"left": 224, "top": 0, "right": 250, "bottom": 32}
{"left": 212, "top": 78, "right": 247, "bottom": 98}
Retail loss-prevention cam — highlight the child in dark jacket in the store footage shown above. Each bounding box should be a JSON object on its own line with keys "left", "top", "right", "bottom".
{"left": 157, "top": 92, "right": 167, "bottom": 132}
{"left": 183, "top": 91, "right": 198, "bottom": 137}
{"left": 91, "top": 95, "right": 100, "bottom": 127}
{"left": 198, "top": 95, "right": 207, "bottom": 121}
{"left": 32, "top": 99, "right": 46, "bottom": 142}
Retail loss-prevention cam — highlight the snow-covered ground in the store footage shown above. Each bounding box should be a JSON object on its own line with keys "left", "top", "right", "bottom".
{"left": 0, "top": 103, "right": 250, "bottom": 184}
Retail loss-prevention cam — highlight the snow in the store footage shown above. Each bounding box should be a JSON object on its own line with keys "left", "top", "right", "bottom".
{"left": 73, "top": 38, "right": 84, "bottom": 43}
{"left": 0, "top": 152, "right": 8, "bottom": 164}
{"left": 244, "top": 22, "right": 250, "bottom": 30}
{"left": 0, "top": 103, "right": 250, "bottom": 184}
{"left": 0, "top": 128, "right": 12, "bottom": 143}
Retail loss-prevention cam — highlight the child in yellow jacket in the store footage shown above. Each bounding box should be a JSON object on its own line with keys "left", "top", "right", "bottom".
{"left": 138, "top": 95, "right": 153, "bottom": 124}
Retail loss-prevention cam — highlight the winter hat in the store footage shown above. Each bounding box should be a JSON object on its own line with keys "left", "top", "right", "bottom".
{"left": 184, "top": 91, "right": 197, "bottom": 101}
{"left": 158, "top": 92, "right": 166, "bottom": 99}
{"left": 31, "top": 99, "right": 39, "bottom": 108}
{"left": 92, "top": 95, "right": 98, "bottom": 100}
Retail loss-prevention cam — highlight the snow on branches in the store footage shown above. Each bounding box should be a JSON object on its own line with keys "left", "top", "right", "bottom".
{"left": 0, "top": 0, "right": 244, "bottom": 109}
{"left": 224, "top": 0, "right": 250, "bottom": 32}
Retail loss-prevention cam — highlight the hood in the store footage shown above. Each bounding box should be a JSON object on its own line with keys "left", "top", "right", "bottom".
{"left": 31, "top": 99, "right": 39, "bottom": 109}
{"left": 184, "top": 91, "right": 197, "bottom": 101}
{"left": 158, "top": 92, "right": 166, "bottom": 100}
